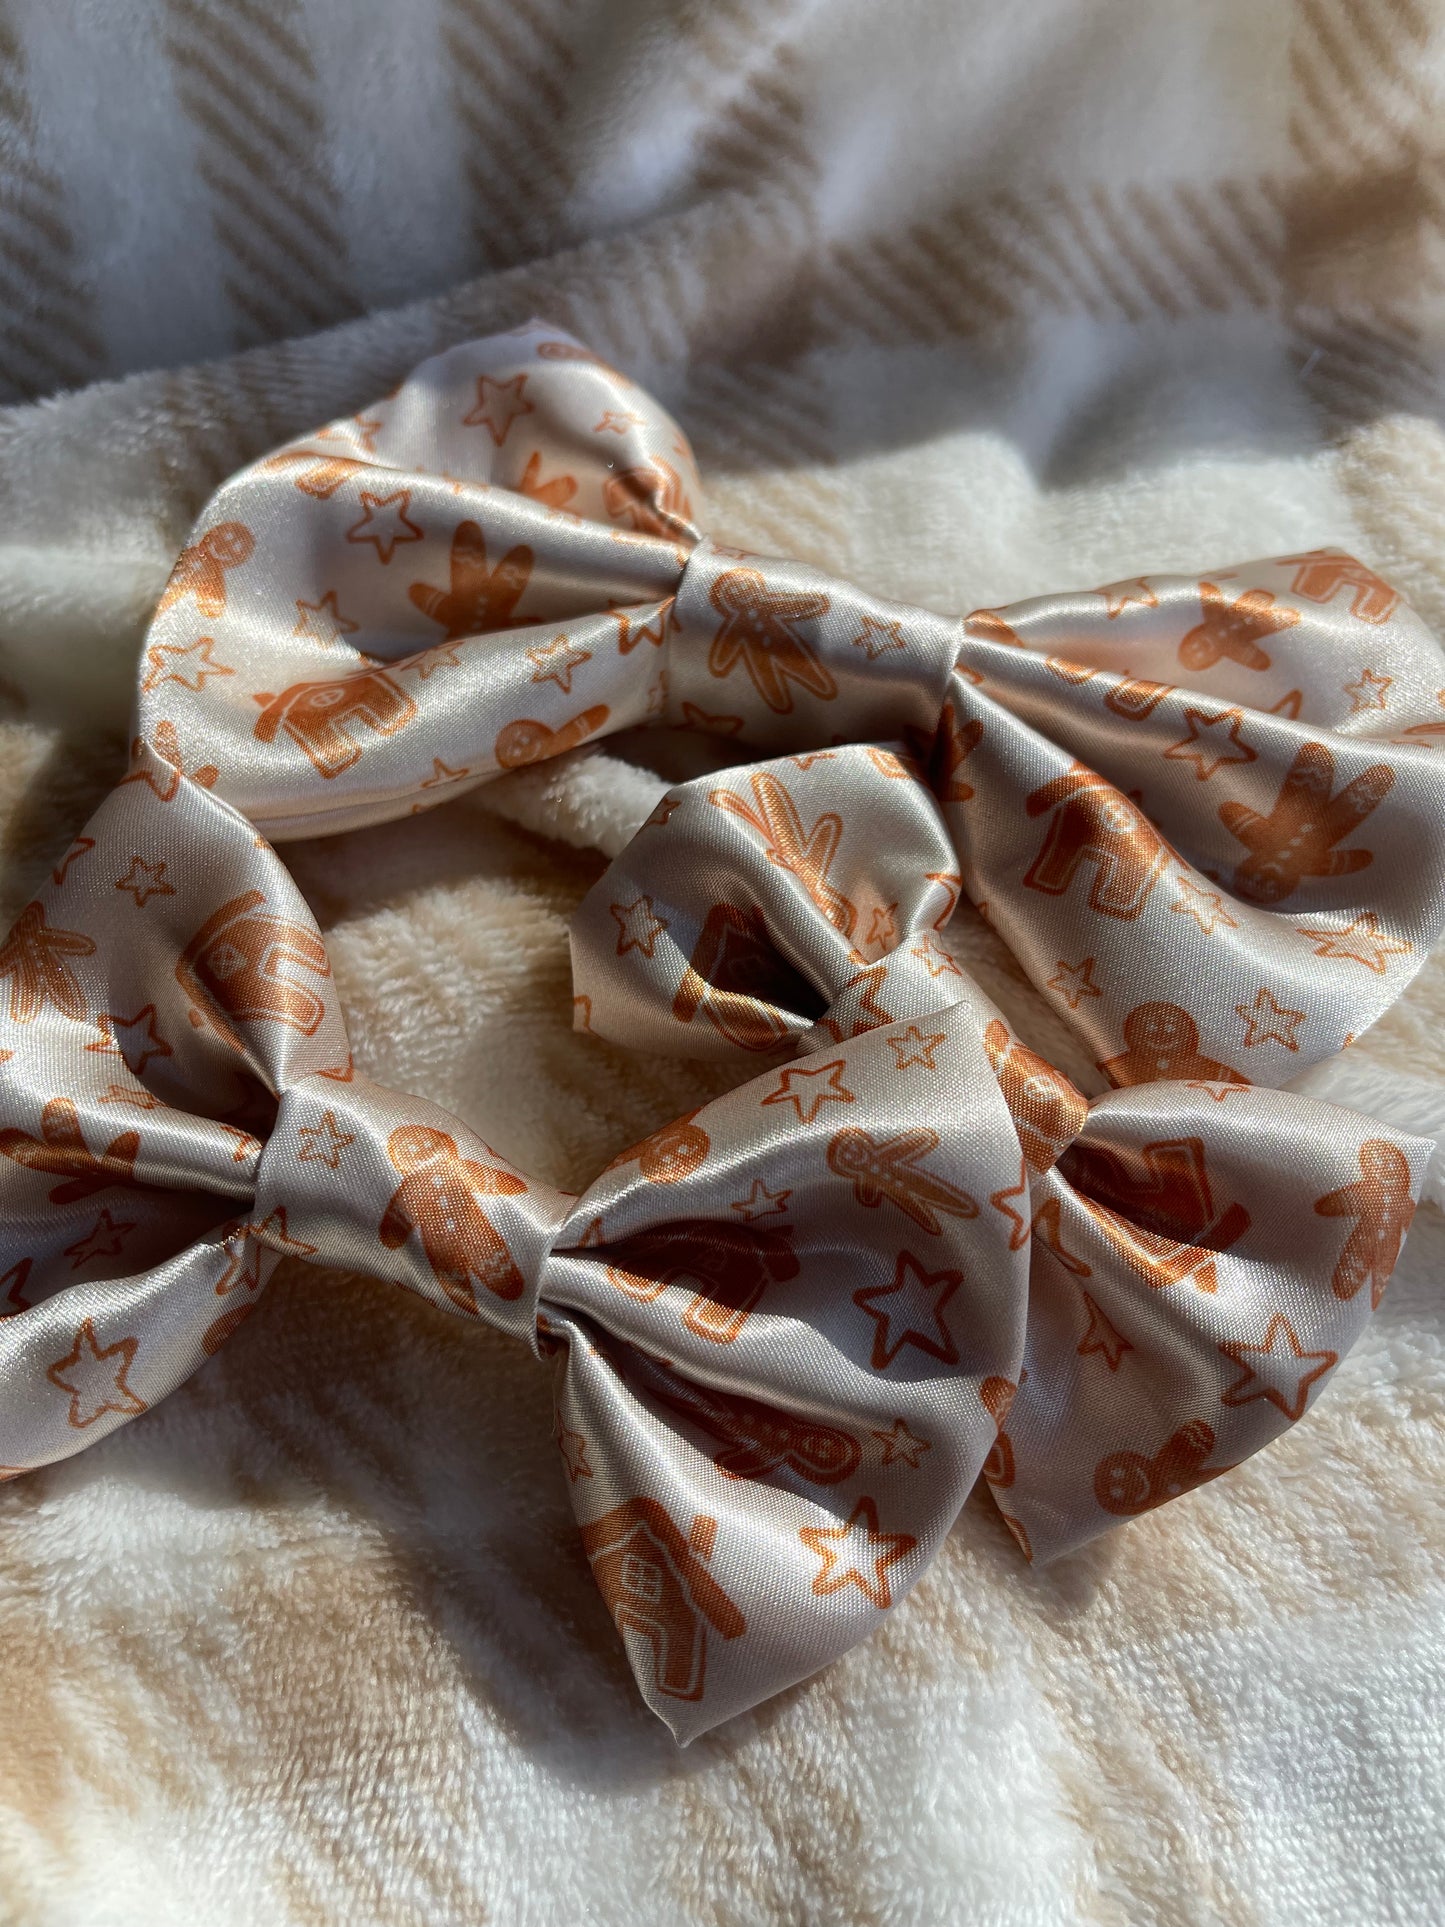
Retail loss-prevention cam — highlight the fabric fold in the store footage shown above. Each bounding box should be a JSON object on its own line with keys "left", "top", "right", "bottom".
{"left": 0, "top": 748, "right": 1427, "bottom": 1736}
{"left": 571, "top": 737, "right": 1445, "bottom": 1087}
{"left": 130, "top": 320, "right": 1445, "bottom": 1075}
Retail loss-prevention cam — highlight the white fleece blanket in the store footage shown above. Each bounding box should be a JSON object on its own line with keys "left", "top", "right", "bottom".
{"left": 3, "top": 4, "right": 1445, "bottom": 1922}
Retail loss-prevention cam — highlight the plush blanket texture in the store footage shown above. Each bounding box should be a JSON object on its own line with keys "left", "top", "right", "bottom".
{"left": 3, "top": 2, "right": 1445, "bottom": 1922}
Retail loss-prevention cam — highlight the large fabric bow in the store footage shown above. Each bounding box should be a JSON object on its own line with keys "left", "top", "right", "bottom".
{"left": 0, "top": 750, "right": 1427, "bottom": 1737}
{"left": 133, "top": 319, "right": 1445, "bottom": 1085}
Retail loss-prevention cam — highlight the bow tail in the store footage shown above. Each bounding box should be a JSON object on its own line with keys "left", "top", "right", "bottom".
{"left": 937, "top": 658, "right": 1439, "bottom": 1089}
{"left": 979, "top": 1083, "right": 1431, "bottom": 1564}
{"left": 533, "top": 1009, "right": 1038, "bottom": 1739}
{"left": 539, "top": 1312, "right": 995, "bottom": 1744}
{"left": 0, "top": 1228, "right": 287, "bottom": 1476}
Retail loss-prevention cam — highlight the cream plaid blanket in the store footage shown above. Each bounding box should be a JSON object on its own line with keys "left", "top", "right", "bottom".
{"left": 2, "top": 2, "right": 1445, "bottom": 1921}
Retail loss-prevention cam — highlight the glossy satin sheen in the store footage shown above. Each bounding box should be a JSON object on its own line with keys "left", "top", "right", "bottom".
{"left": 132, "top": 320, "right": 1445, "bottom": 1089}
{"left": 0, "top": 748, "right": 1426, "bottom": 1739}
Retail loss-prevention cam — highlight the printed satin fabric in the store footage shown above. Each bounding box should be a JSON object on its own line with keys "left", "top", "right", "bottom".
{"left": 133, "top": 320, "right": 1445, "bottom": 1085}
{"left": 572, "top": 739, "right": 1442, "bottom": 1089}
{"left": 0, "top": 752, "right": 1427, "bottom": 1738}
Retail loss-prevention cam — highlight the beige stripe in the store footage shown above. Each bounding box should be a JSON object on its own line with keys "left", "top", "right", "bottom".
{"left": 443, "top": 0, "right": 578, "bottom": 272}
{"left": 162, "top": 0, "right": 356, "bottom": 353}
{"left": 0, "top": 8, "right": 104, "bottom": 402}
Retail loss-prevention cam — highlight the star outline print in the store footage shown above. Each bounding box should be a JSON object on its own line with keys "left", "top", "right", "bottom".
{"left": 47, "top": 1318, "right": 148, "bottom": 1428}
{"left": 799, "top": 1496, "right": 917, "bottom": 1609}
{"left": 852, "top": 1250, "right": 961, "bottom": 1370}
{"left": 1218, "top": 1315, "right": 1337, "bottom": 1422}
{"left": 610, "top": 896, "right": 669, "bottom": 958}
{"left": 762, "top": 1060, "right": 856, "bottom": 1125}
{"left": 462, "top": 372, "right": 534, "bottom": 444}
{"left": 346, "top": 490, "right": 424, "bottom": 563}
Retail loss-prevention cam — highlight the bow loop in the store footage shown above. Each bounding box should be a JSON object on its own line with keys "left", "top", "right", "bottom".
{"left": 129, "top": 322, "right": 1445, "bottom": 1085}
{"left": 990, "top": 1079, "right": 1422, "bottom": 1561}
{"left": 578, "top": 708, "right": 1445, "bottom": 1090}
{"left": 572, "top": 742, "right": 964, "bottom": 1062}
{"left": 0, "top": 763, "right": 1431, "bottom": 1739}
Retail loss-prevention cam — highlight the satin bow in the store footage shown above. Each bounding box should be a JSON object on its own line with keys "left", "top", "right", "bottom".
{"left": 133, "top": 319, "right": 1445, "bottom": 1086}
{"left": 0, "top": 749, "right": 1426, "bottom": 1737}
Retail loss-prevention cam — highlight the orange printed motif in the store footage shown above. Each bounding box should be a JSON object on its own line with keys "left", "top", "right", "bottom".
{"left": 979, "top": 1374, "right": 1017, "bottom": 1487}
{"left": 1023, "top": 765, "right": 1170, "bottom": 919}
{"left": 379, "top": 1124, "right": 526, "bottom": 1311}
{"left": 672, "top": 904, "right": 802, "bottom": 1054}
{"left": 123, "top": 721, "right": 219, "bottom": 799}
{"left": 64, "top": 1209, "right": 135, "bottom": 1269}
{"left": 827, "top": 1126, "right": 979, "bottom": 1233}
{"left": 1279, "top": 550, "right": 1400, "bottom": 624}
{"left": 260, "top": 451, "right": 369, "bottom": 499}
{"left": 176, "top": 890, "right": 331, "bottom": 1046}
{"left": 602, "top": 1219, "right": 799, "bottom": 1343}
{"left": 1064, "top": 1135, "right": 1251, "bottom": 1291}
{"left": 1178, "top": 581, "right": 1299, "bottom": 673}
{"left": 155, "top": 521, "right": 254, "bottom": 619}
{"left": 347, "top": 491, "right": 423, "bottom": 562}
{"left": 799, "top": 1496, "right": 917, "bottom": 1610}
{"left": 1218, "top": 1316, "right": 1337, "bottom": 1421}
{"left": 605, "top": 1112, "right": 710, "bottom": 1185}
{"left": 462, "top": 372, "right": 533, "bottom": 443}
{"left": 1220, "top": 742, "right": 1392, "bottom": 905}
{"left": 983, "top": 1021, "right": 1089, "bottom": 1172}
{"left": 0, "top": 1097, "right": 142, "bottom": 1203}
{"left": 51, "top": 836, "right": 96, "bottom": 885}
{"left": 609, "top": 604, "right": 670, "bottom": 655}
{"left": 1100, "top": 1003, "right": 1250, "bottom": 1089}
{"left": 610, "top": 895, "right": 668, "bottom": 958}
{"left": 1, "top": 1258, "right": 32, "bottom": 1313}
{"left": 494, "top": 704, "right": 609, "bottom": 769}
{"left": 253, "top": 667, "right": 418, "bottom": 778}
{"left": 140, "top": 636, "right": 232, "bottom": 695}
{"left": 711, "top": 771, "right": 856, "bottom": 938}
{"left": 47, "top": 1319, "right": 148, "bottom": 1430}
{"left": 913, "top": 699, "right": 984, "bottom": 803}
{"left": 1105, "top": 677, "right": 1174, "bottom": 720}
{"left": 407, "top": 521, "right": 533, "bottom": 641}
{"left": 1094, "top": 1419, "right": 1226, "bottom": 1516}
{"left": 602, "top": 460, "right": 694, "bottom": 540}
{"left": 707, "top": 568, "right": 836, "bottom": 713}
{"left": 853, "top": 1250, "right": 961, "bottom": 1370}
{"left": 654, "top": 1373, "right": 860, "bottom": 1485}
{"left": 1095, "top": 578, "right": 1159, "bottom": 618}
{"left": 762, "top": 1058, "right": 856, "bottom": 1124}
{"left": 964, "top": 608, "right": 1022, "bottom": 647}
{"left": 579, "top": 1497, "right": 746, "bottom": 1702}
{"left": 1314, "top": 1139, "right": 1415, "bottom": 1309}
{"left": 517, "top": 450, "right": 577, "bottom": 509}
{"left": 1078, "top": 1292, "right": 1133, "bottom": 1370}
{"left": 0, "top": 904, "right": 95, "bottom": 1023}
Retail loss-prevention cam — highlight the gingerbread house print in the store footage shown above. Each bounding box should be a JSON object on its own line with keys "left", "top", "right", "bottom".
{"left": 579, "top": 1497, "right": 746, "bottom": 1701}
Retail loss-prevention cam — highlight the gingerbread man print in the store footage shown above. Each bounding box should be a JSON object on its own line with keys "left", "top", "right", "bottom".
{"left": 0, "top": 1097, "right": 142, "bottom": 1204}
{"left": 707, "top": 568, "right": 835, "bottom": 713}
{"left": 0, "top": 904, "right": 95, "bottom": 1023}
{"left": 1100, "top": 1003, "right": 1250, "bottom": 1088}
{"left": 407, "top": 521, "right": 534, "bottom": 641}
{"left": 379, "top": 1124, "right": 527, "bottom": 1312}
{"left": 1178, "top": 582, "right": 1299, "bottom": 674}
{"left": 155, "top": 521, "right": 255, "bottom": 619}
{"left": 1220, "top": 743, "right": 1393, "bottom": 905}
{"left": 1094, "top": 1418, "right": 1226, "bottom": 1515}
{"left": 1314, "top": 1138, "right": 1415, "bottom": 1309}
